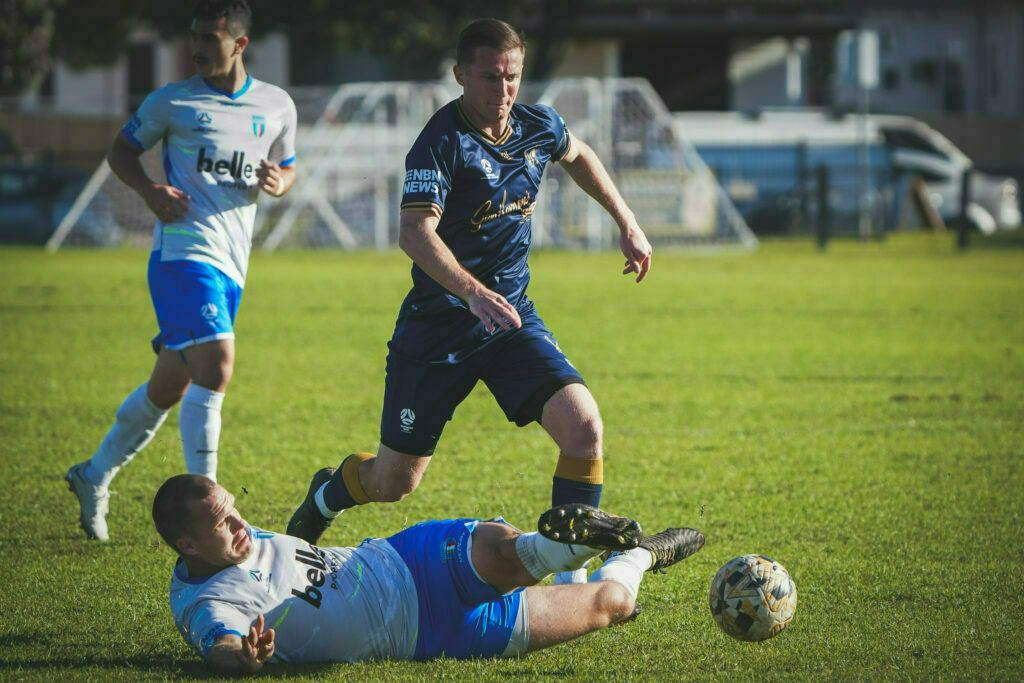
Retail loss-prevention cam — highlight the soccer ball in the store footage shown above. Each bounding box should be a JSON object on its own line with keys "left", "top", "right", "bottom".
{"left": 708, "top": 554, "right": 797, "bottom": 642}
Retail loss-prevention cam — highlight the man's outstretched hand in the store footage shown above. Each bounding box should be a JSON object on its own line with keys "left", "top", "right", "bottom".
{"left": 620, "top": 224, "right": 653, "bottom": 282}
{"left": 210, "top": 614, "right": 276, "bottom": 675}
{"left": 236, "top": 614, "right": 275, "bottom": 672}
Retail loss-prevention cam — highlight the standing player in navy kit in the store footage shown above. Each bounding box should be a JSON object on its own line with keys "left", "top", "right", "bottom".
{"left": 66, "top": 0, "right": 297, "bottom": 541}
{"left": 289, "top": 19, "right": 652, "bottom": 584}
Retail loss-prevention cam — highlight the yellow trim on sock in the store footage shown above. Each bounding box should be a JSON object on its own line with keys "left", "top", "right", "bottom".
{"left": 553, "top": 453, "right": 603, "bottom": 485}
{"left": 341, "top": 452, "right": 374, "bottom": 505}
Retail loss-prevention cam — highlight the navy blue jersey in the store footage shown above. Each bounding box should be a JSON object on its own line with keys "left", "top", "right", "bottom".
{"left": 399, "top": 97, "right": 571, "bottom": 316}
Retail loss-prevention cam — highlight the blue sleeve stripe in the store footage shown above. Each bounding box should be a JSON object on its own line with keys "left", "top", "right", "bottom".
{"left": 279, "top": 156, "right": 295, "bottom": 167}
{"left": 557, "top": 136, "right": 573, "bottom": 161}
{"left": 121, "top": 128, "right": 144, "bottom": 150}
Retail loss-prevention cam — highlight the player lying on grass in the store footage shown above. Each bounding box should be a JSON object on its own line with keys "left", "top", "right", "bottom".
{"left": 155, "top": 473, "right": 704, "bottom": 674}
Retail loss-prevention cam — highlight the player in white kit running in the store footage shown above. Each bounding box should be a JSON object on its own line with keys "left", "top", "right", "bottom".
{"left": 66, "top": 0, "right": 297, "bottom": 541}
{"left": 155, "top": 474, "right": 705, "bottom": 675}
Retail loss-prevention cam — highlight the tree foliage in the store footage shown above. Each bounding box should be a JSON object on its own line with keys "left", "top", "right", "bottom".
{"left": 1, "top": 0, "right": 59, "bottom": 97}
{"left": 5, "top": 0, "right": 583, "bottom": 96}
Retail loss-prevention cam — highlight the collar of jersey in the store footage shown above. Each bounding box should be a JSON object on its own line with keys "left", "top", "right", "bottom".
{"left": 456, "top": 97, "right": 513, "bottom": 146}
{"left": 202, "top": 74, "right": 253, "bottom": 100}
{"left": 174, "top": 558, "right": 214, "bottom": 584}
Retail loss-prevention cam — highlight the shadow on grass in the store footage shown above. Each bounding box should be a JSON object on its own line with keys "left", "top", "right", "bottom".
{"left": 496, "top": 666, "right": 577, "bottom": 677}
{"left": 969, "top": 231, "right": 1024, "bottom": 249}
{"left": 0, "top": 651, "right": 338, "bottom": 679}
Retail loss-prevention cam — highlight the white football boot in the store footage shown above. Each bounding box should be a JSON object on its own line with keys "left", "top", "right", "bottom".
{"left": 66, "top": 461, "right": 110, "bottom": 541}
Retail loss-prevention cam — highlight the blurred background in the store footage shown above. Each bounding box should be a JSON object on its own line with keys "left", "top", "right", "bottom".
{"left": 2, "top": 0, "right": 1021, "bottom": 249}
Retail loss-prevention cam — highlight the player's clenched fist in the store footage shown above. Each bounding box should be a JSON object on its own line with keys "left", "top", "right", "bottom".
{"left": 256, "top": 159, "right": 285, "bottom": 196}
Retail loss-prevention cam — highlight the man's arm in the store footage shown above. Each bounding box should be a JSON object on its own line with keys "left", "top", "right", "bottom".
{"left": 559, "top": 131, "right": 653, "bottom": 282}
{"left": 205, "top": 614, "right": 275, "bottom": 676}
{"left": 107, "top": 133, "right": 191, "bottom": 223}
{"left": 256, "top": 160, "right": 296, "bottom": 197}
{"left": 398, "top": 210, "right": 521, "bottom": 332}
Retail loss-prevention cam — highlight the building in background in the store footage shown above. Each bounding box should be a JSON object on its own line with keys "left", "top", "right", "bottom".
{"left": 4, "top": 0, "right": 1019, "bottom": 231}
{"left": 21, "top": 30, "right": 289, "bottom": 116}
{"left": 19, "top": 1, "right": 1021, "bottom": 119}
{"left": 834, "top": 4, "right": 1022, "bottom": 117}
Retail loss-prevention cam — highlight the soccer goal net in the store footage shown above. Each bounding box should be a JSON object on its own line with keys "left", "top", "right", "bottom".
{"left": 47, "top": 78, "right": 756, "bottom": 252}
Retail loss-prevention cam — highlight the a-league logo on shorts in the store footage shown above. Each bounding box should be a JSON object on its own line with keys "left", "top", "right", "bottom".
{"left": 200, "top": 303, "right": 219, "bottom": 321}
{"left": 399, "top": 408, "right": 415, "bottom": 434}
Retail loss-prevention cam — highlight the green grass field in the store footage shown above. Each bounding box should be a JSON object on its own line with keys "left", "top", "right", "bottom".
{"left": 1, "top": 233, "right": 1022, "bottom": 680}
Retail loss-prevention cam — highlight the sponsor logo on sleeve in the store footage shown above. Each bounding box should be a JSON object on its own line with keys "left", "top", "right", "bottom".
{"left": 403, "top": 169, "right": 441, "bottom": 195}
{"left": 200, "top": 623, "right": 231, "bottom": 652}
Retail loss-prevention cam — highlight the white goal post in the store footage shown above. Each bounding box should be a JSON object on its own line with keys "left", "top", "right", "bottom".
{"left": 47, "top": 77, "right": 757, "bottom": 252}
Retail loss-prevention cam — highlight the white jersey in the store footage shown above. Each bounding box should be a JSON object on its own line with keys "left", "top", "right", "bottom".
{"left": 170, "top": 528, "right": 418, "bottom": 664}
{"left": 123, "top": 74, "right": 297, "bottom": 286}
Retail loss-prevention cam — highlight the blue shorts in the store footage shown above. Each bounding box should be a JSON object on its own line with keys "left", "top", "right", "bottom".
{"left": 386, "top": 518, "right": 523, "bottom": 661}
{"left": 147, "top": 252, "right": 242, "bottom": 353}
{"left": 381, "top": 306, "right": 585, "bottom": 455}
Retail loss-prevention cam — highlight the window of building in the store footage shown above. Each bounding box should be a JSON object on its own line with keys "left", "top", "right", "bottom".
{"left": 883, "top": 66, "right": 900, "bottom": 91}
{"left": 879, "top": 29, "right": 894, "bottom": 55}
{"left": 909, "top": 58, "right": 937, "bottom": 86}
{"left": 988, "top": 39, "right": 999, "bottom": 98}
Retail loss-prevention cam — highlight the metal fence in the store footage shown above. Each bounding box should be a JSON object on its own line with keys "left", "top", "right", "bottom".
{"left": 46, "top": 78, "right": 758, "bottom": 252}
{"left": 701, "top": 141, "right": 902, "bottom": 237}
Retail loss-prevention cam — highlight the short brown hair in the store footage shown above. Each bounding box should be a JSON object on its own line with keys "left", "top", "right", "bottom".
{"left": 456, "top": 19, "right": 524, "bottom": 66}
{"left": 193, "top": 0, "right": 252, "bottom": 37}
{"left": 152, "top": 474, "right": 219, "bottom": 551}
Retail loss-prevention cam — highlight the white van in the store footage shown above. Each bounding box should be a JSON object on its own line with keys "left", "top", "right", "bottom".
{"left": 673, "top": 110, "right": 1020, "bottom": 233}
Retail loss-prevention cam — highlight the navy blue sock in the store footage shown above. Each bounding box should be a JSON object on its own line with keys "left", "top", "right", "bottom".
{"left": 552, "top": 476, "right": 603, "bottom": 508}
{"left": 322, "top": 453, "right": 372, "bottom": 511}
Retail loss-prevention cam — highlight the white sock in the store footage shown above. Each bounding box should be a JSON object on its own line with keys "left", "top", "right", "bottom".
{"left": 514, "top": 532, "right": 603, "bottom": 581}
{"left": 314, "top": 483, "right": 342, "bottom": 519}
{"left": 179, "top": 384, "right": 224, "bottom": 482}
{"left": 554, "top": 569, "right": 588, "bottom": 585}
{"left": 589, "top": 548, "right": 653, "bottom": 600}
{"left": 86, "top": 383, "right": 169, "bottom": 488}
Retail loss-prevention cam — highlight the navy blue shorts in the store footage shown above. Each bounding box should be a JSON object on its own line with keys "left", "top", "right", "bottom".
{"left": 147, "top": 252, "right": 242, "bottom": 353}
{"left": 385, "top": 518, "right": 523, "bottom": 661}
{"left": 380, "top": 306, "right": 585, "bottom": 456}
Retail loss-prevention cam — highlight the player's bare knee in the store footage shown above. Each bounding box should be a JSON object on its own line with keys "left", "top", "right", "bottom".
{"left": 564, "top": 414, "right": 603, "bottom": 456}
{"left": 594, "top": 581, "right": 635, "bottom": 626}
{"left": 192, "top": 361, "right": 233, "bottom": 392}
{"left": 210, "top": 360, "right": 233, "bottom": 389}
{"left": 146, "top": 377, "right": 190, "bottom": 409}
